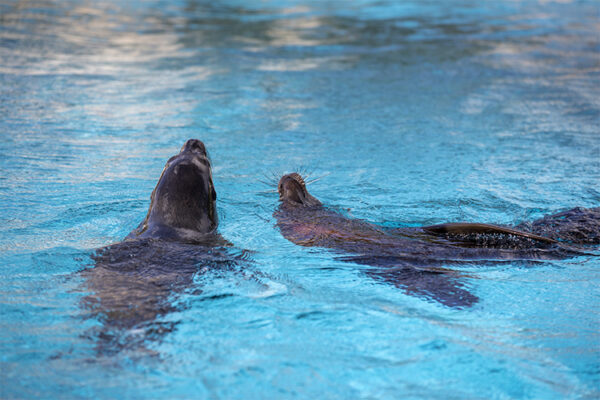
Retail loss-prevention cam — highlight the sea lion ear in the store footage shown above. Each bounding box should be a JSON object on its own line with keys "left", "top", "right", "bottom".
{"left": 211, "top": 187, "right": 217, "bottom": 201}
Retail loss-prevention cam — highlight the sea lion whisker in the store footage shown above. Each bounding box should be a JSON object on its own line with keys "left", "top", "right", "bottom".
{"left": 296, "top": 166, "right": 313, "bottom": 180}
{"left": 257, "top": 178, "right": 275, "bottom": 187}
{"left": 260, "top": 171, "right": 281, "bottom": 187}
{"left": 304, "top": 173, "right": 331, "bottom": 186}
{"left": 262, "top": 172, "right": 275, "bottom": 182}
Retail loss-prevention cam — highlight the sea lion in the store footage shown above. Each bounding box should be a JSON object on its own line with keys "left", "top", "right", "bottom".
{"left": 274, "top": 173, "right": 599, "bottom": 307}
{"left": 80, "top": 139, "right": 239, "bottom": 355}
{"left": 126, "top": 138, "right": 220, "bottom": 243}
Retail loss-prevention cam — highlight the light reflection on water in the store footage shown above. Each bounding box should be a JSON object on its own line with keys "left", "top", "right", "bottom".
{"left": 0, "top": 0, "right": 599, "bottom": 398}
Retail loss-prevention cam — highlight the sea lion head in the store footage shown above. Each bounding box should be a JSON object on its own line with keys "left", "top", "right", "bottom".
{"left": 139, "top": 139, "right": 218, "bottom": 238}
{"left": 278, "top": 173, "right": 321, "bottom": 207}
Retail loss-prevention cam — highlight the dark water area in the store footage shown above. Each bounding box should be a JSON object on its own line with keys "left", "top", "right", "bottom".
{"left": 1, "top": 0, "right": 599, "bottom": 398}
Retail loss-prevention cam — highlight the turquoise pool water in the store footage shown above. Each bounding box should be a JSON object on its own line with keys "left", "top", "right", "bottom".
{"left": 1, "top": 0, "right": 599, "bottom": 398}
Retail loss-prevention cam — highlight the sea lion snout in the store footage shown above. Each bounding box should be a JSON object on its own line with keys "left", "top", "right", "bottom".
{"left": 180, "top": 139, "right": 208, "bottom": 156}
{"left": 171, "top": 155, "right": 211, "bottom": 174}
{"left": 279, "top": 175, "right": 305, "bottom": 204}
{"left": 172, "top": 159, "right": 208, "bottom": 178}
{"left": 175, "top": 139, "right": 211, "bottom": 174}
{"left": 278, "top": 173, "right": 321, "bottom": 207}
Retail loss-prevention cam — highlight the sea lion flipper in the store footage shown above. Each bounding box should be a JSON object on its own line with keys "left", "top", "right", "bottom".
{"left": 423, "top": 223, "right": 557, "bottom": 244}
{"left": 365, "top": 265, "right": 478, "bottom": 308}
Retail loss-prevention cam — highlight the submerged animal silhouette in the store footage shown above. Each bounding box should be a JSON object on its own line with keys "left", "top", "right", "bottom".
{"left": 274, "top": 173, "right": 599, "bottom": 308}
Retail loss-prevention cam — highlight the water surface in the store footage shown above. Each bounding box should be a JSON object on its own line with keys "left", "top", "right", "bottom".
{"left": 1, "top": 0, "right": 599, "bottom": 398}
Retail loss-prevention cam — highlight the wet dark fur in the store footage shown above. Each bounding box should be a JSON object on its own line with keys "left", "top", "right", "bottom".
{"left": 80, "top": 140, "right": 239, "bottom": 355}
{"left": 275, "top": 173, "right": 599, "bottom": 308}
{"left": 126, "top": 138, "right": 220, "bottom": 243}
{"left": 81, "top": 239, "right": 242, "bottom": 355}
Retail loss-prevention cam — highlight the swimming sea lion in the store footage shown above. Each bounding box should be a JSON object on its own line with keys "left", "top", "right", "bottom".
{"left": 81, "top": 139, "right": 238, "bottom": 355}
{"left": 274, "top": 173, "right": 598, "bottom": 307}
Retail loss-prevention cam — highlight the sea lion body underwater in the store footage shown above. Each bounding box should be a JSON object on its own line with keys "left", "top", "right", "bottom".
{"left": 82, "top": 139, "right": 235, "bottom": 354}
{"left": 274, "top": 173, "right": 599, "bottom": 307}
{"left": 275, "top": 173, "right": 600, "bottom": 261}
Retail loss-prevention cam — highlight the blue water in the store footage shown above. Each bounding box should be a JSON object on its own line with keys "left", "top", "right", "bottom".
{"left": 1, "top": 0, "right": 599, "bottom": 398}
